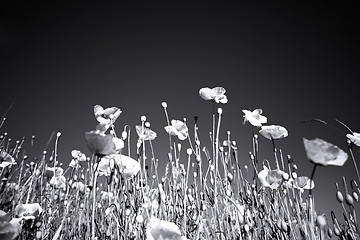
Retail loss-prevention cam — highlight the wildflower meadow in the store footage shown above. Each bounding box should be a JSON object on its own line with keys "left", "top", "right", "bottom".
{"left": 1, "top": 86, "right": 360, "bottom": 239}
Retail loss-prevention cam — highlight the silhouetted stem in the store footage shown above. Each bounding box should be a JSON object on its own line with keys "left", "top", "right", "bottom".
{"left": 309, "top": 164, "right": 317, "bottom": 197}
{"left": 348, "top": 146, "right": 360, "bottom": 184}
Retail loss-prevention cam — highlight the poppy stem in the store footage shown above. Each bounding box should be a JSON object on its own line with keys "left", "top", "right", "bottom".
{"left": 308, "top": 163, "right": 318, "bottom": 225}
{"left": 309, "top": 164, "right": 317, "bottom": 197}
{"left": 348, "top": 145, "right": 360, "bottom": 184}
{"left": 271, "top": 138, "right": 280, "bottom": 169}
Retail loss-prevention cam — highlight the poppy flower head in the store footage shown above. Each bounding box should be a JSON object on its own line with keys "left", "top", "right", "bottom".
{"left": 242, "top": 109, "right": 267, "bottom": 127}
{"left": 164, "top": 120, "right": 188, "bottom": 140}
{"left": 85, "top": 131, "right": 124, "bottom": 156}
{"left": 0, "top": 150, "right": 16, "bottom": 168}
{"left": 199, "top": 87, "right": 228, "bottom": 104}
{"left": 258, "top": 166, "right": 284, "bottom": 190}
{"left": 303, "top": 138, "right": 348, "bottom": 166}
{"left": 136, "top": 125, "right": 157, "bottom": 141}
{"left": 14, "top": 203, "right": 42, "bottom": 218}
{"left": 146, "top": 216, "right": 183, "bottom": 240}
{"left": 346, "top": 132, "right": 360, "bottom": 147}
{"left": 259, "top": 125, "right": 288, "bottom": 140}
{"left": 94, "top": 105, "right": 122, "bottom": 133}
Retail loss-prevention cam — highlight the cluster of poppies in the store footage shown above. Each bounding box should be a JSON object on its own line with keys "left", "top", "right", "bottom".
{"left": 0, "top": 86, "right": 360, "bottom": 239}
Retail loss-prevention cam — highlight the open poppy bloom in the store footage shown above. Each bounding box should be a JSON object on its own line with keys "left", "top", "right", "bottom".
{"left": 0, "top": 210, "right": 11, "bottom": 223}
{"left": 0, "top": 218, "right": 23, "bottom": 240}
{"left": 285, "top": 176, "right": 314, "bottom": 193}
{"left": 164, "top": 120, "right": 188, "bottom": 140}
{"left": 346, "top": 132, "right": 360, "bottom": 147}
{"left": 303, "top": 138, "right": 348, "bottom": 166}
{"left": 242, "top": 109, "right": 267, "bottom": 127}
{"left": 50, "top": 175, "right": 67, "bottom": 189}
{"left": 98, "top": 154, "right": 140, "bottom": 178}
{"left": 72, "top": 181, "right": 86, "bottom": 193}
{"left": 71, "top": 150, "right": 87, "bottom": 161}
{"left": 45, "top": 166, "right": 64, "bottom": 179}
{"left": 136, "top": 125, "right": 157, "bottom": 141}
{"left": 94, "top": 105, "right": 122, "bottom": 133}
{"left": 259, "top": 125, "right": 288, "bottom": 140}
{"left": 146, "top": 216, "right": 183, "bottom": 240}
{"left": 0, "top": 150, "right": 16, "bottom": 168}
{"left": 199, "top": 87, "right": 228, "bottom": 104}
{"left": 258, "top": 166, "right": 284, "bottom": 190}
{"left": 69, "top": 150, "right": 88, "bottom": 168}
{"left": 14, "top": 203, "right": 42, "bottom": 217}
{"left": 85, "top": 131, "right": 124, "bottom": 156}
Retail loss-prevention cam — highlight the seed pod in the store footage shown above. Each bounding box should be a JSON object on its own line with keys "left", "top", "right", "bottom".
{"left": 327, "top": 228, "right": 333, "bottom": 238}
{"left": 36, "top": 230, "right": 42, "bottom": 239}
{"left": 336, "top": 191, "right": 344, "bottom": 203}
{"left": 345, "top": 193, "right": 354, "bottom": 206}
{"left": 227, "top": 172, "right": 233, "bottom": 182}
{"left": 282, "top": 172, "right": 289, "bottom": 181}
{"left": 316, "top": 215, "right": 327, "bottom": 228}
{"left": 352, "top": 191, "right": 359, "bottom": 202}
{"left": 334, "top": 227, "right": 340, "bottom": 236}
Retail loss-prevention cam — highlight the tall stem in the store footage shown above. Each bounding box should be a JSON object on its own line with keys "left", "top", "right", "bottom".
{"left": 348, "top": 146, "right": 360, "bottom": 184}
{"left": 309, "top": 164, "right": 317, "bottom": 197}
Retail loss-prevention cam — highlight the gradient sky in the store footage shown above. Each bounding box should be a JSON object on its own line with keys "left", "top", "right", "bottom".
{"left": 1, "top": 1, "right": 360, "bottom": 219}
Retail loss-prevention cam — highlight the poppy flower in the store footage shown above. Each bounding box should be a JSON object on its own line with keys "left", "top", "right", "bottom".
{"left": 71, "top": 150, "right": 87, "bottom": 161}
{"left": 258, "top": 166, "right": 284, "bottom": 190}
{"left": 259, "top": 125, "right": 288, "bottom": 140}
{"left": 85, "top": 131, "right": 124, "bottom": 156}
{"left": 45, "top": 166, "right": 64, "bottom": 179}
{"left": 69, "top": 150, "right": 87, "bottom": 168}
{"left": 0, "top": 218, "right": 22, "bottom": 240}
{"left": 242, "top": 109, "right": 267, "bottom": 127}
{"left": 303, "top": 138, "right": 348, "bottom": 166}
{"left": 146, "top": 216, "right": 183, "bottom": 240}
{"left": 164, "top": 120, "right": 188, "bottom": 140}
{"left": 94, "top": 105, "right": 122, "bottom": 133}
{"left": 14, "top": 203, "right": 42, "bottom": 217}
{"left": 199, "top": 87, "right": 228, "bottom": 104}
{"left": 0, "top": 150, "right": 16, "bottom": 168}
{"left": 346, "top": 132, "right": 360, "bottom": 147}
{"left": 0, "top": 210, "right": 11, "bottom": 222}
{"left": 50, "top": 175, "right": 67, "bottom": 189}
{"left": 136, "top": 125, "right": 157, "bottom": 141}
{"left": 285, "top": 176, "right": 314, "bottom": 193}
{"left": 98, "top": 154, "right": 140, "bottom": 178}
{"left": 72, "top": 181, "right": 86, "bottom": 193}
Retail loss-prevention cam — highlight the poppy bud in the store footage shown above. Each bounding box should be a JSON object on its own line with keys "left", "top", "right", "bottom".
{"left": 327, "top": 228, "right": 333, "bottom": 237}
{"left": 316, "top": 215, "right": 327, "bottom": 228}
{"left": 187, "top": 148, "right": 192, "bottom": 155}
{"left": 227, "top": 172, "right": 233, "bottom": 182}
{"left": 244, "top": 224, "right": 250, "bottom": 232}
{"left": 282, "top": 172, "right": 289, "bottom": 181}
{"left": 345, "top": 193, "right": 354, "bottom": 206}
{"left": 352, "top": 191, "right": 359, "bottom": 202}
{"left": 121, "top": 131, "right": 128, "bottom": 140}
{"left": 336, "top": 191, "right": 344, "bottom": 203}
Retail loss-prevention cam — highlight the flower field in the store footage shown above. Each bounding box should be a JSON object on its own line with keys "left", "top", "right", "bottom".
{"left": 0, "top": 87, "right": 359, "bottom": 239}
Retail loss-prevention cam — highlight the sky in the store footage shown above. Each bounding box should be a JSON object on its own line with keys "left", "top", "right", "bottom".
{"left": 1, "top": 1, "right": 360, "bottom": 219}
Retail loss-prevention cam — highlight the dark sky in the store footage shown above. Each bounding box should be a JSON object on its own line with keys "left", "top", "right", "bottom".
{"left": 1, "top": 1, "right": 360, "bottom": 218}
